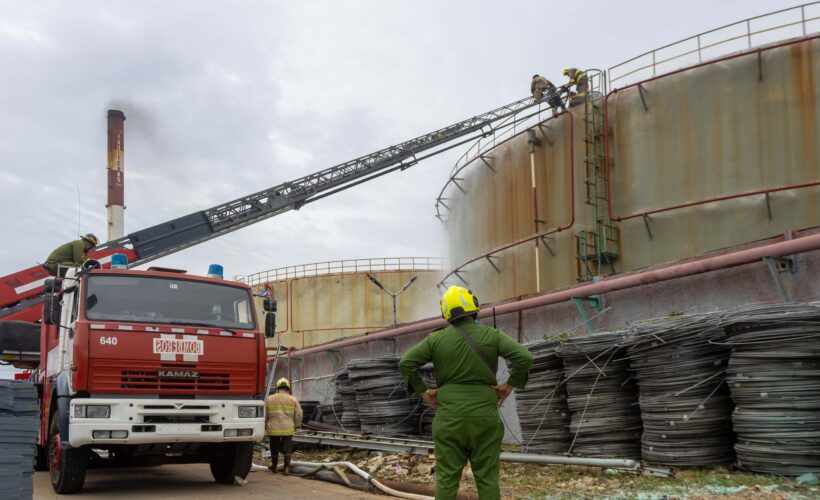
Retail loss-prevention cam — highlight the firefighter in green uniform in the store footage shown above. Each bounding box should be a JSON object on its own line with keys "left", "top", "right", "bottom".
{"left": 44, "top": 233, "right": 98, "bottom": 276}
{"left": 399, "top": 286, "right": 533, "bottom": 500}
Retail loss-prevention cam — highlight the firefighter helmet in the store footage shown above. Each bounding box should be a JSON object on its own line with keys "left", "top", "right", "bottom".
{"left": 440, "top": 286, "right": 480, "bottom": 323}
{"left": 276, "top": 377, "right": 291, "bottom": 391}
{"left": 81, "top": 233, "right": 99, "bottom": 248}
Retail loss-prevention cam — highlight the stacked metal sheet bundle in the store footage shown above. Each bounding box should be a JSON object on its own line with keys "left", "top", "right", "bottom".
{"left": 334, "top": 368, "right": 360, "bottom": 431}
{"left": 348, "top": 357, "right": 415, "bottom": 436}
{"left": 626, "top": 315, "right": 735, "bottom": 466}
{"left": 556, "top": 331, "right": 642, "bottom": 459}
{"left": 516, "top": 340, "right": 572, "bottom": 453}
{"left": 0, "top": 380, "right": 38, "bottom": 500}
{"left": 722, "top": 303, "right": 820, "bottom": 475}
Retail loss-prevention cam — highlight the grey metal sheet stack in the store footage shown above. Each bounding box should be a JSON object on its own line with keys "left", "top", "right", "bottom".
{"left": 516, "top": 340, "right": 571, "bottom": 453}
{"left": 0, "top": 380, "right": 38, "bottom": 500}
{"left": 722, "top": 303, "right": 820, "bottom": 475}
{"left": 627, "top": 315, "right": 735, "bottom": 466}
{"left": 348, "top": 357, "right": 415, "bottom": 436}
{"left": 557, "top": 331, "right": 642, "bottom": 459}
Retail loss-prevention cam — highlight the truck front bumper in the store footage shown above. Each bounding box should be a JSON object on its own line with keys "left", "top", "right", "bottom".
{"left": 68, "top": 398, "right": 265, "bottom": 447}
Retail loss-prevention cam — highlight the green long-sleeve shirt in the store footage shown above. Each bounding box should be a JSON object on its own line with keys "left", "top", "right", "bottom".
{"left": 44, "top": 240, "right": 87, "bottom": 274}
{"left": 399, "top": 319, "right": 533, "bottom": 417}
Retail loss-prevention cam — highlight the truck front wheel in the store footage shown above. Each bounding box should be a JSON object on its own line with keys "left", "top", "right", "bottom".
{"left": 209, "top": 442, "right": 254, "bottom": 484}
{"left": 48, "top": 409, "right": 88, "bottom": 494}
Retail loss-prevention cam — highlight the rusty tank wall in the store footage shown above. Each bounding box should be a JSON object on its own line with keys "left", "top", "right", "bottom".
{"left": 445, "top": 111, "right": 585, "bottom": 304}
{"left": 252, "top": 269, "right": 444, "bottom": 349}
{"left": 443, "top": 36, "right": 820, "bottom": 303}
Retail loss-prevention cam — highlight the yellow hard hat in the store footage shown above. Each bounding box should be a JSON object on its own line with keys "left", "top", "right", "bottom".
{"left": 563, "top": 68, "right": 571, "bottom": 76}
{"left": 440, "top": 286, "right": 480, "bottom": 322}
{"left": 276, "top": 377, "right": 291, "bottom": 390}
{"left": 82, "top": 233, "right": 99, "bottom": 247}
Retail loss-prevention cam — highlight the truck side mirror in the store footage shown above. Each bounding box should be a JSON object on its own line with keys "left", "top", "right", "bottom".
{"left": 263, "top": 298, "right": 277, "bottom": 313}
{"left": 43, "top": 293, "right": 62, "bottom": 326}
{"left": 264, "top": 312, "right": 276, "bottom": 339}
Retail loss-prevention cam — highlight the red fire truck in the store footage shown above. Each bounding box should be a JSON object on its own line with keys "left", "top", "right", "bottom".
{"left": 0, "top": 90, "right": 546, "bottom": 493}
{"left": 2, "top": 255, "right": 269, "bottom": 493}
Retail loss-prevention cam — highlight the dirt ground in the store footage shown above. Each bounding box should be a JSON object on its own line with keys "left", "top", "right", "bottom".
{"left": 287, "top": 448, "right": 820, "bottom": 499}
{"left": 33, "top": 463, "right": 374, "bottom": 499}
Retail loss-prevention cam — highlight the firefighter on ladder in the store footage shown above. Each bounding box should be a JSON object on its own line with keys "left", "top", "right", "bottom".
{"left": 43, "top": 233, "right": 98, "bottom": 276}
{"left": 399, "top": 286, "right": 533, "bottom": 500}
{"left": 532, "top": 74, "right": 567, "bottom": 116}
{"left": 563, "top": 68, "right": 588, "bottom": 105}
{"left": 265, "top": 377, "right": 303, "bottom": 475}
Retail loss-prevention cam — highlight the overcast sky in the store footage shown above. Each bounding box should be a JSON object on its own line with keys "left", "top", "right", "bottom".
{"left": 0, "top": 0, "right": 790, "bottom": 286}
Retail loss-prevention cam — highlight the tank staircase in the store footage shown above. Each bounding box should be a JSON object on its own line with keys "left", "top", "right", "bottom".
{"left": 576, "top": 69, "right": 619, "bottom": 282}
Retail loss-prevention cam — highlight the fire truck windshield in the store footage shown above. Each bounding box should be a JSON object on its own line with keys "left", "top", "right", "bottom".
{"left": 84, "top": 275, "right": 256, "bottom": 330}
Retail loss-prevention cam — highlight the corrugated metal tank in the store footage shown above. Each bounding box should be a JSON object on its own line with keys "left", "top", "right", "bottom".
{"left": 442, "top": 36, "right": 819, "bottom": 304}
{"left": 243, "top": 260, "right": 444, "bottom": 349}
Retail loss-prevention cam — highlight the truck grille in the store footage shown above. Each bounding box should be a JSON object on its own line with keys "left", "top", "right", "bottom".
{"left": 89, "top": 360, "right": 257, "bottom": 395}
{"left": 122, "top": 364, "right": 230, "bottom": 391}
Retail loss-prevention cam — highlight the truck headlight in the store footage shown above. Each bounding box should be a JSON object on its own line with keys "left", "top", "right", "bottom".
{"left": 74, "top": 405, "right": 111, "bottom": 419}
{"left": 238, "top": 406, "right": 262, "bottom": 418}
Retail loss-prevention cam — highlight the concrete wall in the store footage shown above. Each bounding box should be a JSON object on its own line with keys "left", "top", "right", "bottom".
{"left": 442, "top": 36, "right": 820, "bottom": 304}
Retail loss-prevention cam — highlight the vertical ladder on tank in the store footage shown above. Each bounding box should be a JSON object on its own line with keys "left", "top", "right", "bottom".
{"left": 576, "top": 69, "right": 619, "bottom": 282}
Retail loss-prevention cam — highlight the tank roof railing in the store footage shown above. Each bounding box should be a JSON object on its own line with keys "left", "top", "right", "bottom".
{"left": 235, "top": 257, "right": 445, "bottom": 286}
{"left": 608, "top": 2, "right": 820, "bottom": 87}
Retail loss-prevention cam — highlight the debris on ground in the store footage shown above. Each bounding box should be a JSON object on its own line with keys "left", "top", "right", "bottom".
{"left": 282, "top": 448, "right": 819, "bottom": 499}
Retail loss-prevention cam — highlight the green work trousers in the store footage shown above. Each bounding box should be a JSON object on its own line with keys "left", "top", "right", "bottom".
{"left": 432, "top": 414, "right": 504, "bottom": 500}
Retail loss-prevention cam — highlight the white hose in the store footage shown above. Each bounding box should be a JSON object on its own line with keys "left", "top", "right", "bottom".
{"left": 290, "top": 461, "right": 434, "bottom": 500}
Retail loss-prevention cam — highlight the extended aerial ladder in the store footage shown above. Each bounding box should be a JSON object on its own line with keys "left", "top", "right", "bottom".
{"left": 1, "top": 88, "right": 567, "bottom": 324}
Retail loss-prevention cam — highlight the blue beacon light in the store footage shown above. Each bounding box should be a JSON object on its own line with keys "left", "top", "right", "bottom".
{"left": 111, "top": 253, "right": 128, "bottom": 269}
{"left": 207, "top": 264, "right": 224, "bottom": 279}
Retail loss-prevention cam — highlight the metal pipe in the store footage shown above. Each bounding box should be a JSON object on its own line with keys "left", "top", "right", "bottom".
{"left": 287, "top": 231, "right": 820, "bottom": 358}
{"left": 500, "top": 451, "right": 637, "bottom": 469}
{"left": 528, "top": 130, "right": 541, "bottom": 293}
{"left": 290, "top": 461, "right": 434, "bottom": 500}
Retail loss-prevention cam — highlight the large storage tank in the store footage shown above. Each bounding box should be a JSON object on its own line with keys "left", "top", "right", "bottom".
{"left": 439, "top": 34, "right": 820, "bottom": 304}
{"left": 237, "top": 258, "right": 444, "bottom": 349}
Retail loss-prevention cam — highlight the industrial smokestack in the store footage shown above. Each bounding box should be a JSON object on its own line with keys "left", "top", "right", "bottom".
{"left": 106, "top": 109, "right": 125, "bottom": 240}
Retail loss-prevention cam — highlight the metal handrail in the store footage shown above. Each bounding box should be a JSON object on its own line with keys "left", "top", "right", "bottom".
{"left": 608, "top": 2, "right": 820, "bottom": 87}
{"left": 235, "top": 257, "right": 445, "bottom": 285}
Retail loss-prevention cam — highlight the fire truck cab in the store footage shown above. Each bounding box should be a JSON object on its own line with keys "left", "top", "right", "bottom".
{"left": 38, "top": 259, "right": 267, "bottom": 493}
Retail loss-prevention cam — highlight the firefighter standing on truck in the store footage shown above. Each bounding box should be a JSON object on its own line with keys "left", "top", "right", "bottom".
{"left": 43, "top": 233, "right": 98, "bottom": 276}
{"left": 265, "top": 377, "right": 303, "bottom": 475}
{"left": 399, "top": 286, "right": 533, "bottom": 500}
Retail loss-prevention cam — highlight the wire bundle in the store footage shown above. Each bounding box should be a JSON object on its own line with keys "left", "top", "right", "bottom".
{"left": 626, "top": 315, "right": 735, "bottom": 466}
{"left": 415, "top": 364, "right": 437, "bottom": 437}
{"left": 557, "top": 331, "right": 642, "bottom": 459}
{"left": 316, "top": 400, "right": 344, "bottom": 427}
{"left": 722, "top": 303, "right": 820, "bottom": 475}
{"left": 334, "top": 367, "right": 361, "bottom": 431}
{"left": 299, "top": 400, "right": 319, "bottom": 423}
{"left": 516, "top": 339, "right": 572, "bottom": 453}
{"left": 348, "top": 357, "right": 416, "bottom": 436}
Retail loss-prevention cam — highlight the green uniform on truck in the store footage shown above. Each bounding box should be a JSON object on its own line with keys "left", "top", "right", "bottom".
{"left": 399, "top": 286, "right": 533, "bottom": 500}
{"left": 44, "top": 233, "right": 98, "bottom": 276}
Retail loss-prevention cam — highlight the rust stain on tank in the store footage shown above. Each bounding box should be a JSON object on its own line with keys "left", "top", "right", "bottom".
{"left": 791, "top": 41, "right": 817, "bottom": 180}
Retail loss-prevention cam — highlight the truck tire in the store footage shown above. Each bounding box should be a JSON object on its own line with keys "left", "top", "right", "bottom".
{"left": 48, "top": 409, "right": 88, "bottom": 494}
{"left": 209, "top": 442, "right": 254, "bottom": 484}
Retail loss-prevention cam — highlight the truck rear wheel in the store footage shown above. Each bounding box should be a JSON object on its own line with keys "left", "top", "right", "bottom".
{"left": 209, "top": 442, "right": 254, "bottom": 484}
{"left": 48, "top": 409, "right": 88, "bottom": 494}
